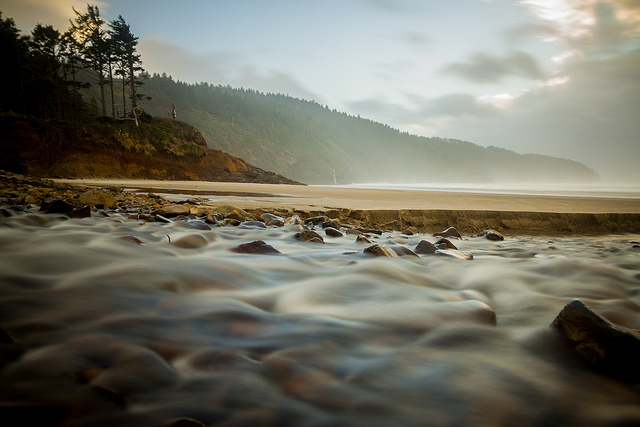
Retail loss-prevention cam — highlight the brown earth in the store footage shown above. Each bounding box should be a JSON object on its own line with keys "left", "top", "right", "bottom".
{"left": 0, "top": 113, "right": 302, "bottom": 185}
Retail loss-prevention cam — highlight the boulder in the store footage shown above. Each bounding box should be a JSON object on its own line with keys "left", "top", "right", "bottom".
{"left": 284, "top": 215, "right": 303, "bottom": 226}
{"left": 42, "top": 199, "right": 75, "bottom": 214}
{"left": 364, "top": 244, "right": 398, "bottom": 257}
{"left": 305, "top": 216, "right": 327, "bottom": 226}
{"left": 231, "top": 240, "right": 282, "bottom": 255}
{"left": 242, "top": 220, "right": 267, "bottom": 228}
{"left": 551, "top": 299, "right": 640, "bottom": 382}
{"left": 433, "top": 227, "right": 461, "bottom": 239}
{"left": 415, "top": 240, "right": 437, "bottom": 255}
{"left": 322, "top": 220, "right": 340, "bottom": 229}
{"left": 78, "top": 189, "right": 117, "bottom": 208}
{"left": 388, "top": 245, "right": 419, "bottom": 257}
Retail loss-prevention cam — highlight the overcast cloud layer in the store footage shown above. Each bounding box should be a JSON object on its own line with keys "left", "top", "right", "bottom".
{"left": 1, "top": 0, "right": 638, "bottom": 182}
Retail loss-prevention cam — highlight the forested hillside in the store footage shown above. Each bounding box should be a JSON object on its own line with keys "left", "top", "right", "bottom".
{"left": 141, "top": 74, "right": 600, "bottom": 185}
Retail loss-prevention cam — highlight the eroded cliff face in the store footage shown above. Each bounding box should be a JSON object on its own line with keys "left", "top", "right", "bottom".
{"left": 0, "top": 114, "right": 302, "bottom": 185}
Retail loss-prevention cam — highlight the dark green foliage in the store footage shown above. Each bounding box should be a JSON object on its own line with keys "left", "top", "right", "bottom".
{"left": 141, "top": 75, "right": 601, "bottom": 184}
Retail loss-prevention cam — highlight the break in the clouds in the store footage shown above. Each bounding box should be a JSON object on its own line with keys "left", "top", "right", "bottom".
{"left": 442, "top": 50, "right": 546, "bottom": 84}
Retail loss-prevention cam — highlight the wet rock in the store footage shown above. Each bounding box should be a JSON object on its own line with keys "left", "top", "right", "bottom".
{"left": 163, "top": 418, "right": 206, "bottom": 427}
{"left": 224, "top": 212, "right": 246, "bottom": 223}
{"left": 43, "top": 199, "right": 75, "bottom": 214}
{"left": 346, "top": 229, "right": 363, "bottom": 236}
{"left": 224, "top": 218, "right": 242, "bottom": 226}
{"left": 364, "top": 244, "right": 399, "bottom": 257}
{"left": 356, "top": 234, "right": 374, "bottom": 244}
{"left": 325, "top": 227, "right": 344, "bottom": 238}
{"left": 78, "top": 189, "right": 117, "bottom": 208}
{"left": 23, "top": 194, "right": 37, "bottom": 204}
{"left": 388, "top": 245, "right": 419, "bottom": 257}
{"left": 551, "top": 299, "right": 640, "bottom": 382}
{"left": 435, "top": 238, "right": 458, "bottom": 250}
{"left": 306, "top": 216, "right": 327, "bottom": 226}
{"left": 158, "top": 204, "right": 190, "bottom": 217}
{"left": 184, "top": 220, "right": 211, "bottom": 231}
{"left": 435, "top": 249, "right": 474, "bottom": 260}
{"left": 401, "top": 229, "right": 415, "bottom": 236}
{"left": 67, "top": 205, "right": 92, "bottom": 219}
{"left": 231, "top": 240, "right": 282, "bottom": 255}
{"left": 119, "top": 235, "right": 145, "bottom": 245}
{"left": 91, "top": 385, "right": 126, "bottom": 406}
{"left": 433, "top": 227, "right": 461, "bottom": 239}
{"left": 322, "top": 220, "right": 340, "bottom": 229}
{"left": 415, "top": 240, "right": 437, "bottom": 255}
{"left": 155, "top": 214, "right": 173, "bottom": 224}
{"left": 483, "top": 229, "right": 504, "bottom": 241}
{"left": 295, "top": 230, "right": 325, "bottom": 244}
{"left": 356, "top": 227, "right": 383, "bottom": 236}
{"left": 170, "top": 234, "right": 208, "bottom": 249}
{"left": 242, "top": 220, "right": 267, "bottom": 228}
{"left": 261, "top": 213, "right": 284, "bottom": 226}
{"left": 216, "top": 205, "right": 254, "bottom": 220}
{"left": 284, "top": 215, "right": 303, "bottom": 226}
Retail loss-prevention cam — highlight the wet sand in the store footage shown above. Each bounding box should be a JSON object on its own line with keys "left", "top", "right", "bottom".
{"left": 56, "top": 179, "right": 640, "bottom": 234}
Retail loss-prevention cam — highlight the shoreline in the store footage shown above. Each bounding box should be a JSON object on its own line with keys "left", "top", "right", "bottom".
{"left": 53, "top": 178, "right": 640, "bottom": 235}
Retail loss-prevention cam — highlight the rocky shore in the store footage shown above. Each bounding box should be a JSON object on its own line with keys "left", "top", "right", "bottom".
{"left": 2, "top": 169, "right": 640, "bottom": 426}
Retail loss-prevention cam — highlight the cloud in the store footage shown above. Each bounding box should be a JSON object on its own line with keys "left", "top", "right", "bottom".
{"left": 0, "top": 0, "right": 108, "bottom": 32}
{"left": 442, "top": 50, "right": 546, "bottom": 83}
{"left": 139, "top": 37, "right": 321, "bottom": 101}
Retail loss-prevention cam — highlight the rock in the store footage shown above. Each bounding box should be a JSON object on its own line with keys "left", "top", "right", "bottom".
{"left": 305, "top": 216, "right": 327, "bottom": 226}
{"left": 163, "top": 417, "right": 206, "bottom": 427}
{"left": 388, "top": 245, "right": 419, "bottom": 257}
{"left": 23, "top": 194, "right": 37, "bottom": 204}
{"left": 158, "top": 204, "right": 190, "bottom": 217}
{"left": 356, "top": 227, "right": 383, "bottom": 236}
{"left": 119, "top": 235, "right": 145, "bottom": 245}
{"left": 216, "top": 205, "right": 254, "bottom": 220}
{"left": 170, "top": 234, "right": 208, "bottom": 249}
{"left": 155, "top": 214, "right": 173, "bottom": 224}
{"left": 325, "top": 227, "right": 344, "bottom": 238}
{"left": 43, "top": 199, "right": 75, "bottom": 214}
{"left": 551, "top": 299, "right": 640, "bottom": 382}
{"left": 204, "top": 214, "right": 220, "bottom": 225}
{"left": 242, "top": 220, "right": 267, "bottom": 228}
{"left": 224, "top": 218, "right": 242, "bottom": 226}
{"left": 184, "top": 220, "right": 211, "bottom": 230}
{"left": 295, "top": 230, "right": 325, "bottom": 244}
{"left": 231, "top": 240, "right": 282, "bottom": 255}
{"left": 189, "top": 206, "right": 203, "bottom": 216}
{"left": 67, "top": 205, "right": 92, "bottom": 219}
{"left": 78, "top": 189, "right": 117, "bottom": 208}
{"left": 284, "top": 215, "right": 303, "bottom": 226}
{"left": 482, "top": 229, "right": 504, "bottom": 241}
{"left": 435, "top": 249, "right": 474, "bottom": 260}
{"left": 415, "top": 240, "right": 437, "bottom": 255}
{"left": 364, "top": 244, "right": 399, "bottom": 257}
{"left": 435, "top": 238, "right": 458, "bottom": 250}
{"left": 224, "top": 212, "right": 246, "bottom": 223}
{"left": 261, "top": 213, "right": 285, "bottom": 226}
{"left": 346, "top": 229, "right": 363, "bottom": 236}
{"left": 356, "top": 234, "right": 374, "bottom": 244}
{"left": 433, "top": 227, "right": 461, "bottom": 239}
{"left": 322, "top": 220, "right": 340, "bottom": 229}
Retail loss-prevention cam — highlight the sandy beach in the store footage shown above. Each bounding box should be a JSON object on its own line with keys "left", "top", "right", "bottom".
{"left": 56, "top": 179, "right": 640, "bottom": 234}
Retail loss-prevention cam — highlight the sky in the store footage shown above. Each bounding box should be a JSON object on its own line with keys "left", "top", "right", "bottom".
{"left": 1, "top": 0, "right": 639, "bottom": 182}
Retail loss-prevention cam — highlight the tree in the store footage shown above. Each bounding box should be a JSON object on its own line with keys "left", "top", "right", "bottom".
{"left": 0, "top": 12, "right": 29, "bottom": 114}
{"left": 69, "top": 4, "right": 109, "bottom": 116}
{"left": 110, "top": 15, "right": 143, "bottom": 117}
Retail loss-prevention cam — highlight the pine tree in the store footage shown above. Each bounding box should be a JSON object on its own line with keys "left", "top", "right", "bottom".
{"left": 110, "top": 16, "right": 143, "bottom": 117}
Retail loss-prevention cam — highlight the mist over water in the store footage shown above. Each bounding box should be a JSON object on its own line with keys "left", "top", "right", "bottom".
{"left": 333, "top": 182, "right": 640, "bottom": 199}
{"left": 1, "top": 210, "right": 640, "bottom": 426}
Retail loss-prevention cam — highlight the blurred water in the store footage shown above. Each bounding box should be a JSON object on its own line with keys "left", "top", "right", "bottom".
{"left": 1, "top": 210, "right": 639, "bottom": 426}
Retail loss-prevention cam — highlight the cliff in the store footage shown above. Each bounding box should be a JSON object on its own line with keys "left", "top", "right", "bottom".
{"left": 0, "top": 114, "right": 303, "bottom": 185}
